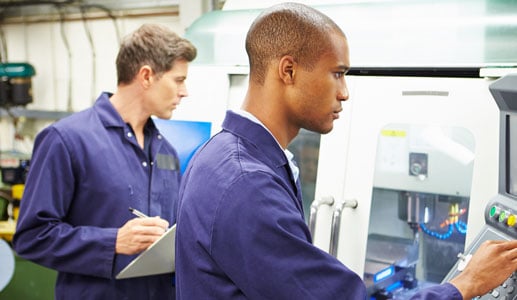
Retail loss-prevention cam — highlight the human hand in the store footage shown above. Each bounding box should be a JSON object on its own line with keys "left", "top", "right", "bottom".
{"left": 115, "top": 217, "right": 169, "bottom": 255}
{"left": 449, "top": 239, "right": 517, "bottom": 299}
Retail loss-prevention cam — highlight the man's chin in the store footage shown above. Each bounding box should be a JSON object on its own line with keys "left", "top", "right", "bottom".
{"left": 162, "top": 111, "right": 174, "bottom": 119}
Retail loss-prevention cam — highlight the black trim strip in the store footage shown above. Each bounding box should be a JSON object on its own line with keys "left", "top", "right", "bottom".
{"left": 348, "top": 67, "right": 481, "bottom": 78}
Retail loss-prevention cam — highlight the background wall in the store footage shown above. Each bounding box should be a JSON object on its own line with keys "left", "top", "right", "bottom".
{"left": 0, "top": 0, "right": 215, "bottom": 154}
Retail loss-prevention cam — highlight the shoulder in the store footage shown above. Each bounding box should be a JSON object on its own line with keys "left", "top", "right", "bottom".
{"left": 53, "top": 108, "right": 96, "bottom": 131}
{"left": 187, "top": 131, "right": 281, "bottom": 190}
{"left": 32, "top": 108, "right": 99, "bottom": 157}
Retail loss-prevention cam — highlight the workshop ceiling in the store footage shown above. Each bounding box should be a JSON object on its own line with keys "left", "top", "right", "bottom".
{"left": 0, "top": 0, "right": 180, "bottom": 20}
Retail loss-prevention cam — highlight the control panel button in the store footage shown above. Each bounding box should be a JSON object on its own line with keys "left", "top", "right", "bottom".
{"left": 490, "top": 206, "right": 500, "bottom": 218}
{"left": 491, "top": 289, "right": 500, "bottom": 297}
{"left": 500, "top": 211, "right": 510, "bottom": 223}
{"left": 509, "top": 215, "right": 517, "bottom": 227}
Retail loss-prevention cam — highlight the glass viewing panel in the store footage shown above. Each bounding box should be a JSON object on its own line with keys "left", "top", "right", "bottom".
{"left": 365, "top": 123, "right": 475, "bottom": 299}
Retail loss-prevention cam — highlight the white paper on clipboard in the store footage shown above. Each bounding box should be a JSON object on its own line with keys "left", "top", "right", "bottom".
{"left": 116, "top": 224, "right": 176, "bottom": 279}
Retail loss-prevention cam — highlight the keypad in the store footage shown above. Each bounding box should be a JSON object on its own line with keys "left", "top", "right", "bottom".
{"left": 477, "top": 272, "right": 517, "bottom": 299}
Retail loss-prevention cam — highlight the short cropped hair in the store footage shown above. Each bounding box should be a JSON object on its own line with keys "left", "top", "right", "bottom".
{"left": 116, "top": 23, "right": 197, "bottom": 85}
{"left": 245, "top": 3, "right": 345, "bottom": 85}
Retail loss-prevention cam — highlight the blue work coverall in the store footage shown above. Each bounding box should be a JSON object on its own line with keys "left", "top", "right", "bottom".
{"left": 13, "top": 92, "right": 179, "bottom": 299}
{"left": 176, "top": 110, "right": 462, "bottom": 300}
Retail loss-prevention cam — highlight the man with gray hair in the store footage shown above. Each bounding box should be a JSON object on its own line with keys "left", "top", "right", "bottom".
{"left": 14, "top": 23, "right": 196, "bottom": 299}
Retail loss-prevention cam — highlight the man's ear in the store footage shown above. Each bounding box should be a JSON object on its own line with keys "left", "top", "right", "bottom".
{"left": 139, "top": 65, "right": 153, "bottom": 88}
{"left": 278, "top": 55, "right": 296, "bottom": 84}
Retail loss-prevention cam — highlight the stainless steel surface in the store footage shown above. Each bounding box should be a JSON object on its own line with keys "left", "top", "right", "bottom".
{"left": 308, "top": 196, "right": 334, "bottom": 238}
{"left": 329, "top": 199, "right": 358, "bottom": 257}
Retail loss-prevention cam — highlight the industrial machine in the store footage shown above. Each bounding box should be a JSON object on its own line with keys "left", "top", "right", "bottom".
{"left": 442, "top": 74, "right": 517, "bottom": 299}
{"left": 311, "top": 74, "right": 502, "bottom": 294}
{"left": 0, "top": 62, "right": 35, "bottom": 108}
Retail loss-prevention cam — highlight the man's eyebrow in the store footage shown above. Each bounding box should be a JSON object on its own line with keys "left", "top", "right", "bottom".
{"left": 337, "top": 65, "right": 350, "bottom": 73}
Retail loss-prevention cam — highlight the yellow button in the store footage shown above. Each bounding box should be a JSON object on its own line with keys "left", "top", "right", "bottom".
{"left": 508, "top": 215, "right": 517, "bottom": 227}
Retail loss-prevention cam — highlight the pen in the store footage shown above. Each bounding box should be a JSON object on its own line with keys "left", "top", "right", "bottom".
{"left": 129, "top": 207, "right": 149, "bottom": 218}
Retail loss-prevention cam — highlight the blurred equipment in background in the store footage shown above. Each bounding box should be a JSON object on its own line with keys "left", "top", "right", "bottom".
{"left": 0, "top": 238, "right": 15, "bottom": 292}
{"left": 0, "top": 62, "right": 36, "bottom": 107}
{"left": 0, "top": 152, "right": 29, "bottom": 241}
{"left": 0, "top": 155, "right": 29, "bottom": 186}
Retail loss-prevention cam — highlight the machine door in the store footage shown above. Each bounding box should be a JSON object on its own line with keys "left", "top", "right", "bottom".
{"left": 365, "top": 123, "right": 475, "bottom": 299}
{"left": 313, "top": 75, "right": 500, "bottom": 286}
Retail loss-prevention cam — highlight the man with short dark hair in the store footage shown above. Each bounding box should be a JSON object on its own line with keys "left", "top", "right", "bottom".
{"left": 176, "top": 3, "right": 517, "bottom": 299}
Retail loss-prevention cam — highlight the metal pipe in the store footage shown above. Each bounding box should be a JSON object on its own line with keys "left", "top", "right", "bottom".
{"left": 0, "top": 0, "right": 75, "bottom": 7}
{"left": 308, "top": 196, "right": 334, "bottom": 237}
{"left": 329, "top": 199, "right": 358, "bottom": 257}
{"left": 211, "top": 0, "right": 219, "bottom": 10}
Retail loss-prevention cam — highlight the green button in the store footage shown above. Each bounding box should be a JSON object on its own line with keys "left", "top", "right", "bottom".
{"left": 499, "top": 211, "right": 507, "bottom": 222}
{"left": 490, "top": 206, "right": 498, "bottom": 217}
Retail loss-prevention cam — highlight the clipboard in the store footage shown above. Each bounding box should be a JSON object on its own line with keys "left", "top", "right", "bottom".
{"left": 116, "top": 224, "right": 176, "bottom": 279}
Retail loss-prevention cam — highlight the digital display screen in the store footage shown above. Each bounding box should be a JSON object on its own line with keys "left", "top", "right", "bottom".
{"left": 509, "top": 115, "right": 517, "bottom": 196}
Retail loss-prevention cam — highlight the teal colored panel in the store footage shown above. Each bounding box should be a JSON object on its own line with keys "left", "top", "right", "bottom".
{"left": 185, "top": 9, "right": 259, "bottom": 66}
{"left": 186, "top": 0, "right": 517, "bottom": 67}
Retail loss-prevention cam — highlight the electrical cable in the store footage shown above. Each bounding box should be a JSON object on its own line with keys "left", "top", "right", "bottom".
{"left": 56, "top": 4, "right": 73, "bottom": 112}
{"left": 0, "top": 5, "right": 6, "bottom": 62}
{"left": 80, "top": 4, "right": 121, "bottom": 44}
{"left": 75, "top": 3, "right": 120, "bottom": 105}
{"left": 0, "top": 0, "right": 76, "bottom": 8}
{"left": 0, "top": 27, "right": 7, "bottom": 62}
{"left": 79, "top": 4, "right": 96, "bottom": 104}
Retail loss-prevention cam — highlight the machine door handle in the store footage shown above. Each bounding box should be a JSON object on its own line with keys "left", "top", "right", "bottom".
{"left": 308, "top": 196, "right": 335, "bottom": 238}
{"left": 329, "top": 199, "right": 359, "bottom": 257}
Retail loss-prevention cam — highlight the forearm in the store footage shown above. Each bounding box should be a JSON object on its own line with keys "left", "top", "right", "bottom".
{"left": 14, "top": 222, "right": 118, "bottom": 278}
{"left": 409, "top": 283, "right": 463, "bottom": 300}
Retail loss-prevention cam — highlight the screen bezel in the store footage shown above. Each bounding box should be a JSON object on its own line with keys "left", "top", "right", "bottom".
{"left": 506, "top": 113, "right": 517, "bottom": 198}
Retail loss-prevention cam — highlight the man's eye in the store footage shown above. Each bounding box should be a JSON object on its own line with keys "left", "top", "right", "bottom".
{"left": 334, "top": 72, "right": 345, "bottom": 79}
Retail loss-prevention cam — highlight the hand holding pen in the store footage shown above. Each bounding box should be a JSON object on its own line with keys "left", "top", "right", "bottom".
{"left": 114, "top": 207, "right": 169, "bottom": 255}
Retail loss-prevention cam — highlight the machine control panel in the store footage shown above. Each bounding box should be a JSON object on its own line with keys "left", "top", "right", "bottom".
{"left": 443, "top": 74, "right": 517, "bottom": 300}
{"left": 485, "top": 201, "right": 517, "bottom": 239}
{"left": 443, "top": 223, "right": 517, "bottom": 300}
{"left": 477, "top": 272, "right": 517, "bottom": 300}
